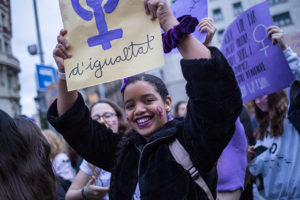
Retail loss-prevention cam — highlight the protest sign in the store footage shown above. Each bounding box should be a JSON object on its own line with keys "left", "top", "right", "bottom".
{"left": 284, "top": 32, "right": 300, "bottom": 57}
{"left": 59, "top": 0, "right": 164, "bottom": 91}
{"left": 220, "top": 1, "right": 294, "bottom": 103}
{"left": 169, "top": 0, "right": 207, "bottom": 53}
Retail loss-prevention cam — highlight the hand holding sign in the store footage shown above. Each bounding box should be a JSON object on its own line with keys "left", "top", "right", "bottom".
{"left": 267, "top": 26, "right": 287, "bottom": 50}
{"left": 59, "top": 0, "right": 165, "bottom": 91}
{"left": 220, "top": 1, "right": 294, "bottom": 102}
{"left": 53, "top": 29, "right": 71, "bottom": 73}
{"left": 144, "top": 0, "right": 178, "bottom": 32}
{"left": 198, "top": 18, "right": 216, "bottom": 46}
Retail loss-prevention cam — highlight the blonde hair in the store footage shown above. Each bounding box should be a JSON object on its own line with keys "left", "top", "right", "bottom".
{"left": 42, "top": 129, "right": 63, "bottom": 160}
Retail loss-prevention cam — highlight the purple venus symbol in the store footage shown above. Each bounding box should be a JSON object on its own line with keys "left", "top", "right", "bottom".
{"left": 71, "top": 0, "right": 123, "bottom": 50}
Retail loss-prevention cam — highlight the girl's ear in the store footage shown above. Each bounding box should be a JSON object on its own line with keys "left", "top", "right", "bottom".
{"left": 165, "top": 96, "right": 172, "bottom": 112}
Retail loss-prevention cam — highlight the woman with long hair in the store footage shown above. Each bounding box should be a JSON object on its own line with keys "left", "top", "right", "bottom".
{"left": 42, "top": 129, "right": 75, "bottom": 200}
{"left": 65, "top": 99, "right": 128, "bottom": 200}
{"left": 249, "top": 85, "right": 300, "bottom": 199}
{"left": 0, "top": 110, "right": 57, "bottom": 200}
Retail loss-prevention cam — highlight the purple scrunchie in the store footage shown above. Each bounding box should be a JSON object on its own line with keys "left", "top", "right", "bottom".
{"left": 162, "top": 15, "right": 199, "bottom": 53}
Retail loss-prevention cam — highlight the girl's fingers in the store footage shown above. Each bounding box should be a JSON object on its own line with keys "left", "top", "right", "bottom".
{"left": 147, "top": 0, "right": 158, "bottom": 20}
{"left": 57, "top": 34, "right": 70, "bottom": 49}
{"left": 199, "top": 18, "right": 213, "bottom": 25}
{"left": 267, "top": 25, "right": 279, "bottom": 31}
{"left": 267, "top": 29, "right": 282, "bottom": 38}
{"left": 144, "top": 0, "right": 150, "bottom": 14}
{"left": 57, "top": 43, "right": 72, "bottom": 58}
{"left": 199, "top": 25, "right": 209, "bottom": 33}
{"left": 272, "top": 33, "right": 282, "bottom": 40}
{"left": 53, "top": 47, "right": 67, "bottom": 59}
{"left": 198, "top": 22, "right": 209, "bottom": 30}
{"left": 199, "top": 24, "right": 215, "bottom": 34}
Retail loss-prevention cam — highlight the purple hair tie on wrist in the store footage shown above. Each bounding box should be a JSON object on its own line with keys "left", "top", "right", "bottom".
{"left": 162, "top": 15, "right": 199, "bottom": 53}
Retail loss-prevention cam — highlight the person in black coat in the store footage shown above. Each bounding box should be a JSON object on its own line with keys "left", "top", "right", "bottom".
{"left": 48, "top": 0, "right": 242, "bottom": 199}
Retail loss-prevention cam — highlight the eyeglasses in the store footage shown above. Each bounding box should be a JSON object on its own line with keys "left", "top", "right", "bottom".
{"left": 92, "top": 112, "right": 117, "bottom": 121}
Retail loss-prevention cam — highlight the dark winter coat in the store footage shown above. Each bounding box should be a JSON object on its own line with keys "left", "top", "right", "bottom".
{"left": 48, "top": 47, "right": 242, "bottom": 200}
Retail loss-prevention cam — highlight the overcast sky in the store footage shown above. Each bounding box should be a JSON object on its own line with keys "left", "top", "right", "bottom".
{"left": 11, "top": 0, "right": 63, "bottom": 116}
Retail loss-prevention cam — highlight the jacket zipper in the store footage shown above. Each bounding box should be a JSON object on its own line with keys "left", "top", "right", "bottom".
{"left": 134, "top": 135, "right": 174, "bottom": 198}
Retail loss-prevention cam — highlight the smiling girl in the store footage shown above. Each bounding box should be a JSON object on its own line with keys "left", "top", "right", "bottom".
{"left": 48, "top": 0, "right": 242, "bottom": 199}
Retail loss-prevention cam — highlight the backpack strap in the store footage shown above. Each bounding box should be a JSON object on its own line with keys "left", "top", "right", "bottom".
{"left": 169, "top": 139, "right": 214, "bottom": 200}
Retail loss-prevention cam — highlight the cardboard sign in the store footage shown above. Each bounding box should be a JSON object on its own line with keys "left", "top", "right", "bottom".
{"left": 169, "top": 0, "right": 207, "bottom": 54}
{"left": 220, "top": 1, "right": 294, "bottom": 102}
{"left": 59, "top": 0, "right": 164, "bottom": 91}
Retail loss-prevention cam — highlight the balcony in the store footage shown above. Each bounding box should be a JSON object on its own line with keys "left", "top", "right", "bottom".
{"left": 0, "top": 52, "right": 20, "bottom": 72}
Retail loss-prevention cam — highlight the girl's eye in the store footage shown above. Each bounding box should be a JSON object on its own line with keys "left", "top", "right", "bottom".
{"left": 125, "top": 104, "right": 134, "bottom": 110}
{"left": 145, "top": 98, "right": 154, "bottom": 103}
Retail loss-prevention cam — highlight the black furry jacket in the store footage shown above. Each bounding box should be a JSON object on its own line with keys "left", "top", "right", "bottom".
{"left": 48, "top": 47, "right": 242, "bottom": 200}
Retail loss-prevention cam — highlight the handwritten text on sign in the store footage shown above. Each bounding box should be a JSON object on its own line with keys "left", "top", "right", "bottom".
{"left": 220, "top": 1, "right": 294, "bottom": 102}
{"left": 59, "top": 0, "right": 164, "bottom": 91}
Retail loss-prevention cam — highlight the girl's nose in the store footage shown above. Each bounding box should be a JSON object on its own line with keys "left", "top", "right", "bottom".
{"left": 98, "top": 117, "right": 106, "bottom": 124}
{"left": 135, "top": 103, "right": 146, "bottom": 115}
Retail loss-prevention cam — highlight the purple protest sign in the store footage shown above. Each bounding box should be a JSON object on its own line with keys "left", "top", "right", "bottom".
{"left": 220, "top": 1, "right": 294, "bottom": 103}
{"left": 168, "top": 0, "right": 207, "bottom": 54}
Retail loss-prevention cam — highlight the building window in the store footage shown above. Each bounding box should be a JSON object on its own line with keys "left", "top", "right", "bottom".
{"left": 273, "top": 12, "right": 292, "bottom": 27}
{"left": 7, "top": 71, "right": 12, "bottom": 89}
{"left": 4, "top": 41, "right": 8, "bottom": 53}
{"left": 268, "top": 0, "right": 287, "bottom": 6}
{"left": 217, "top": 29, "right": 224, "bottom": 43}
{"left": 233, "top": 2, "right": 243, "bottom": 16}
{"left": 1, "top": 14, "right": 4, "bottom": 27}
{"left": 213, "top": 8, "right": 224, "bottom": 22}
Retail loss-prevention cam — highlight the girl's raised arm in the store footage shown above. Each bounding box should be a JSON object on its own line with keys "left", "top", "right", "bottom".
{"left": 53, "top": 29, "right": 78, "bottom": 116}
{"left": 144, "top": 0, "right": 211, "bottom": 59}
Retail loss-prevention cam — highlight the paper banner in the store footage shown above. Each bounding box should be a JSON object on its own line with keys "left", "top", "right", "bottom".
{"left": 169, "top": 0, "right": 207, "bottom": 54}
{"left": 220, "top": 1, "right": 294, "bottom": 103}
{"left": 59, "top": 0, "right": 164, "bottom": 91}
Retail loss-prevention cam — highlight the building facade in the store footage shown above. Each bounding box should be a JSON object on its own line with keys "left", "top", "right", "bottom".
{"left": 0, "top": 0, "right": 21, "bottom": 116}
{"left": 209, "top": 0, "right": 300, "bottom": 47}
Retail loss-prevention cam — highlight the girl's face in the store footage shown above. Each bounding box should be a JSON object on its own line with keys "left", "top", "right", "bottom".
{"left": 255, "top": 95, "right": 269, "bottom": 112}
{"left": 177, "top": 103, "right": 187, "bottom": 117}
{"left": 124, "top": 81, "right": 172, "bottom": 140}
{"left": 91, "top": 103, "right": 119, "bottom": 133}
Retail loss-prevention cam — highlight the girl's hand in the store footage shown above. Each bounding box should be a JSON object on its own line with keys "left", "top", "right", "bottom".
{"left": 144, "top": 0, "right": 179, "bottom": 32}
{"left": 198, "top": 18, "right": 216, "bottom": 47}
{"left": 84, "top": 176, "right": 109, "bottom": 199}
{"left": 247, "top": 145, "right": 255, "bottom": 161}
{"left": 267, "top": 25, "right": 287, "bottom": 50}
{"left": 53, "top": 29, "right": 72, "bottom": 73}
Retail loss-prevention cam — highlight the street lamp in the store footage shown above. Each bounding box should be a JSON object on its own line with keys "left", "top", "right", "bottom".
{"left": 27, "top": 0, "right": 48, "bottom": 129}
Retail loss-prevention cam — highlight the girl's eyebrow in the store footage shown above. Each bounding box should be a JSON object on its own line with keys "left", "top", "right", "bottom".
{"left": 141, "top": 93, "right": 156, "bottom": 98}
{"left": 124, "top": 93, "right": 156, "bottom": 105}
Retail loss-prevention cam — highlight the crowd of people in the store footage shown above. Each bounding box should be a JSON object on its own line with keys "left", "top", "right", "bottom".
{"left": 0, "top": 0, "right": 299, "bottom": 199}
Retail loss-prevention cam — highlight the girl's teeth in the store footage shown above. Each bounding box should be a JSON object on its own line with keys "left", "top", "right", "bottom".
{"left": 137, "top": 118, "right": 149, "bottom": 123}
